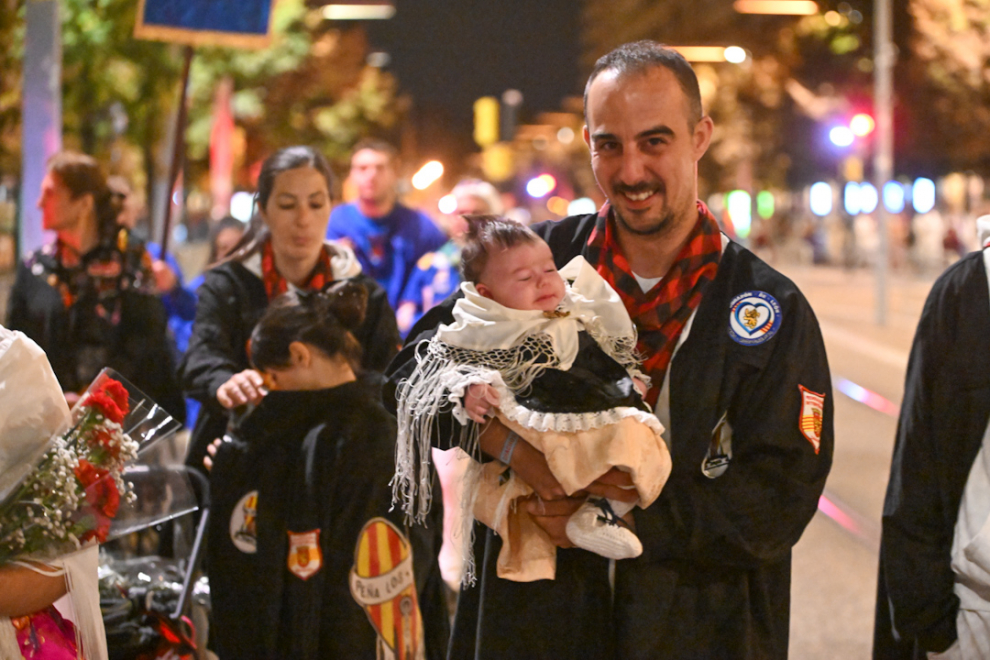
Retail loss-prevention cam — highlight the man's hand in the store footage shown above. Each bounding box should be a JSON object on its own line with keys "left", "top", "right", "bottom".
{"left": 152, "top": 259, "right": 179, "bottom": 294}
{"left": 216, "top": 369, "right": 266, "bottom": 408}
{"left": 523, "top": 494, "right": 584, "bottom": 548}
{"left": 584, "top": 467, "right": 639, "bottom": 503}
{"left": 478, "top": 419, "right": 566, "bottom": 501}
{"left": 465, "top": 383, "right": 500, "bottom": 424}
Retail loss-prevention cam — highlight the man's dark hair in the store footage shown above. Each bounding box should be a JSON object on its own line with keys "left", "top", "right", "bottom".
{"left": 584, "top": 40, "right": 703, "bottom": 127}
{"left": 350, "top": 137, "right": 399, "bottom": 165}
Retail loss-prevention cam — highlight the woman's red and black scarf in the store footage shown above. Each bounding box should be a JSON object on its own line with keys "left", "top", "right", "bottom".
{"left": 261, "top": 239, "right": 335, "bottom": 300}
{"left": 585, "top": 201, "right": 722, "bottom": 406}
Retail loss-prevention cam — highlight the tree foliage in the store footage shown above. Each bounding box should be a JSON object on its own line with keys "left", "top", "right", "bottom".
{"left": 581, "top": 0, "right": 990, "bottom": 187}
{"left": 1, "top": 0, "right": 402, "bottom": 207}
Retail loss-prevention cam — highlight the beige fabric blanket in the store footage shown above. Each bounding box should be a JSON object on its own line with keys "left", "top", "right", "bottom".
{"left": 472, "top": 413, "right": 671, "bottom": 582}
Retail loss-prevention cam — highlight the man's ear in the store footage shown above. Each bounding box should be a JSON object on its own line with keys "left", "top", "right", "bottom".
{"left": 288, "top": 341, "right": 312, "bottom": 367}
{"left": 582, "top": 124, "right": 591, "bottom": 149}
{"left": 693, "top": 116, "right": 714, "bottom": 160}
{"left": 475, "top": 282, "right": 495, "bottom": 300}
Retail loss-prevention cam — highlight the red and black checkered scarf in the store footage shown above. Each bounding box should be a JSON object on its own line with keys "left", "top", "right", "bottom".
{"left": 585, "top": 201, "right": 722, "bottom": 406}
{"left": 261, "top": 239, "right": 335, "bottom": 300}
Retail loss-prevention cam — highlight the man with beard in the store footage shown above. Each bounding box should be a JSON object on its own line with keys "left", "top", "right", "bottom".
{"left": 327, "top": 139, "right": 447, "bottom": 308}
{"left": 385, "top": 41, "right": 833, "bottom": 659}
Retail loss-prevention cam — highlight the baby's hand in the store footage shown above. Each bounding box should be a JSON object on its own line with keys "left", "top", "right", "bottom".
{"left": 465, "top": 383, "right": 500, "bottom": 423}
{"left": 633, "top": 377, "right": 648, "bottom": 398}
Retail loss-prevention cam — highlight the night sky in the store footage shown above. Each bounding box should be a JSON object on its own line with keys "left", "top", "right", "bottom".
{"left": 366, "top": 0, "right": 581, "bottom": 170}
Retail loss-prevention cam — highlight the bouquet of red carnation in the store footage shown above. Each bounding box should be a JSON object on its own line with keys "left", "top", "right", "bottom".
{"left": 0, "top": 357, "right": 193, "bottom": 572}
{"left": 0, "top": 372, "right": 144, "bottom": 564}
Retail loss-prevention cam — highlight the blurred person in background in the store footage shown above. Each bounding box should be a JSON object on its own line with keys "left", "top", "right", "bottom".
{"left": 108, "top": 175, "right": 197, "bottom": 333}
{"left": 396, "top": 178, "right": 503, "bottom": 336}
{"left": 6, "top": 152, "right": 184, "bottom": 419}
{"left": 394, "top": 179, "right": 503, "bottom": 594}
{"left": 178, "top": 215, "right": 247, "bottom": 428}
{"left": 327, "top": 138, "right": 447, "bottom": 308}
{"left": 179, "top": 146, "right": 399, "bottom": 478}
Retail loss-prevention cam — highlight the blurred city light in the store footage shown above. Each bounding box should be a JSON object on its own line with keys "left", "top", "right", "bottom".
{"left": 412, "top": 161, "right": 444, "bottom": 190}
{"left": 322, "top": 3, "right": 396, "bottom": 20}
{"left": 568, "top": 197, "right": 597, "bottom": 215}
{"left": 859, "top": 183, "right": 878, "bottom": 214}
{"left": 526, "top": 174, "right": 557, "bottom": 198}
{"left": 810, "top": 182, "right": 833, "bottom": 216}
{"left": 438, "top": 194, "right": 457, "bottom": 215}
{"left": 882, "top": 181, "right": 905, "bottom": 213}
{"left": 230, "top": 191, "right": 254, "bottom": 222}
{"left": 757, "top": 191, "right": 775, "bottom": 219}
{"left": 850, "top": 113, "right": 875, "bottom": 137}
{"left": 733, "top": 0, "right": 818, "bottom": 15}
{"left": 829, "top": 126, "right": 855, "bottom": 147}
{"left": 843, "top": 182, "right": 862, "bottom": 216}
{"left": 723, "top": 47, "right": 748, "bottom": 64}
{"left": 912, "top": 177, "right": 936, "bottom": 213}
{"left": 824, "top": 10, "right": 842, "bottom": 25}
{"left": 725, "top": 190, "right": 752, "bottom": 239}
{"left": 547, "top": 196, "right": 570, "bottom": 216}
{"left": 671, "top": 46, "right": 746, "bottom": 63}
{"left": 557, "top": 127, "right": 575, "bottom": 144}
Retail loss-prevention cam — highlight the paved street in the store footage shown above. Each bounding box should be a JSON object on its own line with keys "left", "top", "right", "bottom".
{"left": 778, "top": 263, "right": 939, "bottom": 659}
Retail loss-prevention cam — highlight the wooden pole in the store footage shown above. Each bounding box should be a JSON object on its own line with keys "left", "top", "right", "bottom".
{"left": 160, "top": 45, "right": 194, "bottom": 257}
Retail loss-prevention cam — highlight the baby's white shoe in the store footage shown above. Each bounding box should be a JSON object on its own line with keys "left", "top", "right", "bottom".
{"left": 565, "top": 498, "right": 643, "bottom": 560}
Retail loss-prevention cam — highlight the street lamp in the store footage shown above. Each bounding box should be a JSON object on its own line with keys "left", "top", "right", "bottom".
{"left": 321, "top": 2, "right": 395, "bottom": 20}
{"left": 670, "top": 46, "right": 748, "bottom": 63}
{"left": 733, "top": 1, "right": 818, "bottom": 15}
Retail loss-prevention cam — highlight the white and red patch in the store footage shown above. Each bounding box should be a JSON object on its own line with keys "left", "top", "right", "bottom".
{"left": 287, "top": 529, "right": 323, "bottom": 580}
{"left": 798, "top": 385, "right": 826, "bottom": 454}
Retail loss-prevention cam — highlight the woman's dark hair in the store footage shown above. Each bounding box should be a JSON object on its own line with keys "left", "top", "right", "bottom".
{"left": 225, "top": 146, "right": 337, "bottom": 263}
{"left": 249, "top": 280, "right": 367, "bottom": 373}
{"left": 460, "top": 214, "right": 539, "bottom": 284}
{"left": 48, "top": 152, "right": 123, "bottom": 244}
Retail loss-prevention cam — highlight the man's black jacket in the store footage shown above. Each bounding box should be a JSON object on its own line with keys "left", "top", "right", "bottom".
{"left": 384, "top": 212, "right": 833, "bottom": 660}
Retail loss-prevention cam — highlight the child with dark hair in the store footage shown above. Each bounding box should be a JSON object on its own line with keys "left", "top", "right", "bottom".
{"left": 394, "top": 215, "right": 671, "bottom": 583}
{"left": 207, "top": 281, "right": 448, "bottom": 660}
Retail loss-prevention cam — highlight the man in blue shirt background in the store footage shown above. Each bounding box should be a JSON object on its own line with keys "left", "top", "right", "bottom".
{"left": 327, "top": 138, "right": 446, "bottom": 308}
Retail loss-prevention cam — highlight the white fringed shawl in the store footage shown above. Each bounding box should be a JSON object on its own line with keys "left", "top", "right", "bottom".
{"left": 392, "top": 257, "right": 653, "bottom": 581}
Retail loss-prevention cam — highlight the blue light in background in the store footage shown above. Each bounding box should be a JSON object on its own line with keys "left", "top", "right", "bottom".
{"left": 883, "top": 181, "right": 905, "bottom": 213}
{"left": 810, "top": 182, "right": 833, "bottom": 216}
{"left": 844, "top": 182, "right": 861, "bottom": 215}
{"left": 829, "top": 126, "right": 854, "bottom": 147}
{"left": 913, "top": 177, "right": 936, "bottom": 213}
{"left": 860, "top": 182, "right": 878, "bottom": 214}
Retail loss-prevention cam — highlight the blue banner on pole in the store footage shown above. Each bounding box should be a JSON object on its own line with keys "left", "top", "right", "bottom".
{"left": 135, "top": 0, "right": 275, "bottom": 49}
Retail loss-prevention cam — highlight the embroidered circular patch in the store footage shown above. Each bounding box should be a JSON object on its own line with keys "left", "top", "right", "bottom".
{"left": 728, "top": 291, "right": 781, "bottom": 346}
{"left": 229, "top": 491, "right": 258, "bottom": 554}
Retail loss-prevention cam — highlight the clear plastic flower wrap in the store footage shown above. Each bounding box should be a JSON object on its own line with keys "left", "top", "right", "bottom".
{"left": 0, "top": 361, "right": 197, "bottom": 565}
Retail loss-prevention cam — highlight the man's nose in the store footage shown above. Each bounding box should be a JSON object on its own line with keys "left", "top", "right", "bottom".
{"left": 618, "top": 148, "right": 648, "bottom": 184}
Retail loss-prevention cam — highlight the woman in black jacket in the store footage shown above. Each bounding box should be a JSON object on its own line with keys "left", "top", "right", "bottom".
{"left": 179, "top": 146, "right": 400, "bottom": 475}
{"left": 207, "top": 283, "right": 447, "bottom": 659}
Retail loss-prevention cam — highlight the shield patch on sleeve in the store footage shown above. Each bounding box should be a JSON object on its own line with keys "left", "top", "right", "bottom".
{"left": 349, "top": 517, "right": 425, "bottom": 660}
{"left": 287, "top": 529, "right": 323, "bottom": 580}
{"left": 798, "top": 385, "right": 826, "bottom": 454}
